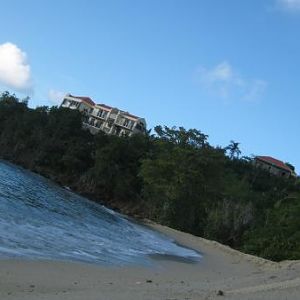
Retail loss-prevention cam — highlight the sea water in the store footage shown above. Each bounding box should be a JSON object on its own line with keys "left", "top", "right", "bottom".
{"left": 0, "top": 160, "right": 201, "bottom": 266}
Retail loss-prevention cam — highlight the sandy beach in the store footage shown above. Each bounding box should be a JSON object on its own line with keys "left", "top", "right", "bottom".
{"left": 1, "top": 222, "right": 299, "bottom": 300}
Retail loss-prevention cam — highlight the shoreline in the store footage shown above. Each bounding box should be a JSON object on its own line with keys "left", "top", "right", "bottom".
{"left": 1, "top": 222, "right": 300, "bottom": 300}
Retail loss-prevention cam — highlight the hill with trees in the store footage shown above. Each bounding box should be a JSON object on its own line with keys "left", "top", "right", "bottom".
{"left": 0, "top": 91, "right": 299, "bottom": 261}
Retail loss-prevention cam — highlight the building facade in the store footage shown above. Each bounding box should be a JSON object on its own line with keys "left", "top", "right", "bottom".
{"left": 254, "top": 156, "right": 297, "bottom": 178}
{"left": 61, "top": 94, "right": 147, "bottom": 137}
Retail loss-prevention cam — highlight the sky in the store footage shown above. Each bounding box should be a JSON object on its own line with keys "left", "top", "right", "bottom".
{"left": 0, "top": 0, "right": 299, "bottom": 172}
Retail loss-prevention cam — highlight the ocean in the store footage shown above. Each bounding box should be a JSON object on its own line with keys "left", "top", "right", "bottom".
{"left": 0, "top": 160, "right": 200, "bottom": 266}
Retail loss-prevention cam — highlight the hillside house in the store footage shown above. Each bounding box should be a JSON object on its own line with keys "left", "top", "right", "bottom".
{"left": 61, "top": 94, "right": 146, "bottom": 137}
{"left": 254, "top": 156, "right": 297, "bottom": 178}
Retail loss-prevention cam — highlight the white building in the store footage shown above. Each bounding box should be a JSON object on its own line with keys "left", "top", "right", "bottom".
{"left": 61, "top": 94, "right": 147, "bottom": 136}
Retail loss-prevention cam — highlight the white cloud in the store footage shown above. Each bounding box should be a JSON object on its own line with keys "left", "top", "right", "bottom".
{"left": 203, "top": 61, "right": 234, "bottom": 82}
{"left": 277, "top": 0, "right": 300, "bottom": 11}
{"left": 48, "top": 89, "right": 65, "bottom": 105}
{"left": 243, "top": 79, "right": 267, "bottom": 102}
{"left": 0, "top": 42, "right": 32, "bottom": 92}
{"left": 196, "top": 61, "right": 267, "bottom": 102}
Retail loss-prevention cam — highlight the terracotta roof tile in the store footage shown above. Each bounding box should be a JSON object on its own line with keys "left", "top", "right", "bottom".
{"left": 256, "top": 156, "right": 292, "bottom": 172}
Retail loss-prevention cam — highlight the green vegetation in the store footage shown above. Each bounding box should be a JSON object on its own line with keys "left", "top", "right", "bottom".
{"left": 1, "top": 91, "right": 299, "bottom": 261}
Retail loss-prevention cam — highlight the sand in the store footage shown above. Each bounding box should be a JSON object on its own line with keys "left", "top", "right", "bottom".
{"left": 1, "top": 222, "right": 300, "bottom": 300}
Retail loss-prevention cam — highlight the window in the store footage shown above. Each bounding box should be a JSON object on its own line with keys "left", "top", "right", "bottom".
{"left": 89, "top": 117, "right": 96, "bottom": 126}
{"left": 128, "top": 120, "right": 134, "bottom": 129}
{"left": 107, "top": 120, "right": 114, "bottom": 127}
{"left": 70, "top": 100, "right": 79, "bottom": 107}
{"left": 123, "top": 119, "right": 134, "bottom": 129}
{"left": 95, "top": 120, "right": 103, "bottom": 128}
{"left": 115, "top": 127, "right": 121, "bottom": 135}
{"left": 97, "top": 109, "right": 108, "bottom": 119}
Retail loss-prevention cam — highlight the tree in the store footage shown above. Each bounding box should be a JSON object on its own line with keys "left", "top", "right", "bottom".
{"left": 285, "top": 162, "right": 295, "bottom": 172}
{"left": 154, "top": 125, "right": 208, "bottom": 148}
{"left": 225, "top": 140, "right": 241, "bottom": 159}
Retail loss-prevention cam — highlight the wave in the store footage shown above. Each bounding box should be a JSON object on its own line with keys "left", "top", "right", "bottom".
{"left": 0, "top": 161, "right": 201, "bottom": 265}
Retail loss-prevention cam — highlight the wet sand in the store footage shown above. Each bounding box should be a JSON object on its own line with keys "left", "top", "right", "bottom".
{"left": 1, "top": 222, "right": 299, "bottom": 300}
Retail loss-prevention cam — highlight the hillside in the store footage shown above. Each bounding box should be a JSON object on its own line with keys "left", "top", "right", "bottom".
{"left": 0, "top": 91, "right": 299, "bottom": 261}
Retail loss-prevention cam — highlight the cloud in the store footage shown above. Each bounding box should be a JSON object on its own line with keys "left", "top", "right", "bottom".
{"left": 243, "top": 79, "right": 267, "bottom": 102}
{"left": 196, "top": 61, "right": 267, "bottom": 102}
{"left": 0, "top": 42, "right": 32, "bottom": 92}
{"left": 276, "top": 0, "right": 300, "bottom": 11}
{"left": 48, "top": 89, "right": 65, "bottom": 105}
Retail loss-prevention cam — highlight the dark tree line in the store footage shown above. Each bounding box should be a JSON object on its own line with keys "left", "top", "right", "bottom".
{"left": 0, "top": 92, "right": 299, "bottom": 261}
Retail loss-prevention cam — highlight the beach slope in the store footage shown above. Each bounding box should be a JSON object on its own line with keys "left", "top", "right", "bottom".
{"left": 1, "top": 222, "right": 300, "bottom": 300}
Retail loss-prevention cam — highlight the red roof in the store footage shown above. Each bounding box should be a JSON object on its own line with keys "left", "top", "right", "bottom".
{"left": 256, "top": 156, "right": 292, "bottom": 172}
{"left": 67, "top": 94, "right": 142, "bottom": 119}
{"left": 69, "top": 95, "right": 95, "bottom": 106}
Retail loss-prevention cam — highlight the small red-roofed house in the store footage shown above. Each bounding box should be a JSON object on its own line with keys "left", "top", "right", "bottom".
{"left": 254, "top": 156, "right": 297, "bottom": 178}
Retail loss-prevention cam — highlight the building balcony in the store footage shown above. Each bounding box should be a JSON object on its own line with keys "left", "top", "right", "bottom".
{"left": 115, "top": 121, "right": 134, "bottom": 130}
{"left": 91, "top": 112, "right": 107, "bottom": 120}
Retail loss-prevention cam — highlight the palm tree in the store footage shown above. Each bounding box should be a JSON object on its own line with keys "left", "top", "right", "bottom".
{"left": 225, "top": 140, "right": 241, "bottom": 159}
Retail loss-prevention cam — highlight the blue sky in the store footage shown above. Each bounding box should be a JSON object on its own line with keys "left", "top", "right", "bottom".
{"left": 0, "top": 0, "right": 299, "bottom": 171}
